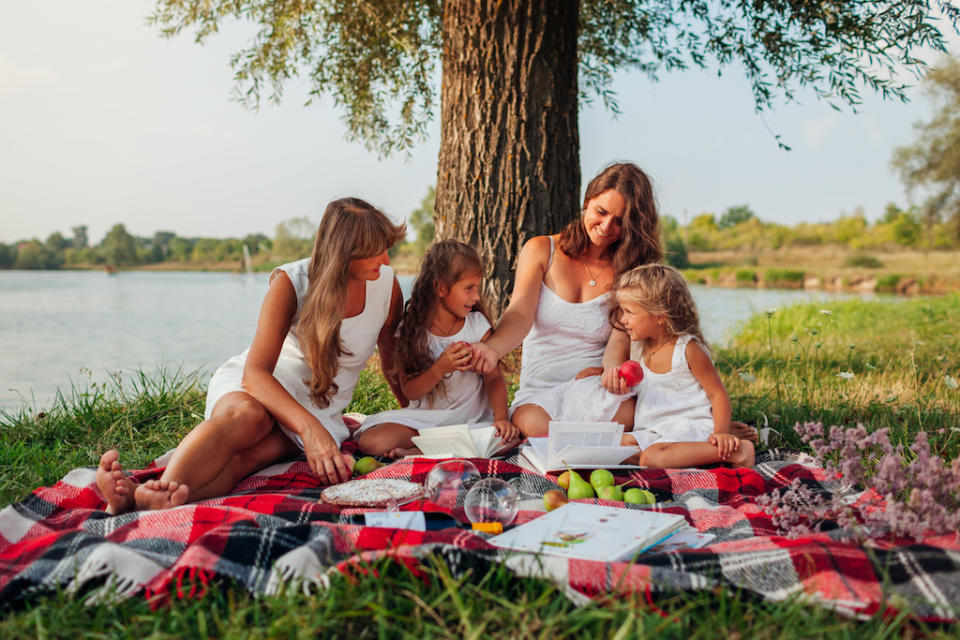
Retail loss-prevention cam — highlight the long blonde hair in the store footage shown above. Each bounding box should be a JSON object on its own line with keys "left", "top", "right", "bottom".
{"left": 298, "top": 198, "right": 406, "bottom": 408}
{"left": 613, "top": 264, "right": 707, "bottom": 356}
{"left": 393, "top": 240, "right": 488, "bottom": 403}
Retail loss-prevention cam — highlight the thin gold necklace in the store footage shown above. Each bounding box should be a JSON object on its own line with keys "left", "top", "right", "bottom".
{"left": 645, "top": 338, "right": 672, "bottom": 362}
{"left": 580, "top": 255, "right": 612, "bottom": 287}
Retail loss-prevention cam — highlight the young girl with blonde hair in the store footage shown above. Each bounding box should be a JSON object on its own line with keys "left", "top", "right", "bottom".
{"left": 97, "top": 197, "right": 407, "bottom": 512}
{"left": 354, "top": 240, "right": 519, "bottom": 457}
{"left": 615, "top": 264, "right": 754, "bottom": 468}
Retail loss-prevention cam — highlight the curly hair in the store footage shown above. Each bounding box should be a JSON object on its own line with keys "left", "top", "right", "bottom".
{"left": 612, "top": 263, "right": 707, "bottom": 356}
{"left": 393, "top": 240, "right": 488, "bottom": 403}
{"left": 559, "top": 162, "right": 663, "bottom": 278}
{"left": 297, "top": 198, "right": 406, "bottom": 409}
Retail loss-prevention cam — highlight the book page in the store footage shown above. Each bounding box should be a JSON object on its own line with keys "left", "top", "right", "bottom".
{"left": 411, "top": 424, "right": 480, "bottom": 457}
{"left": 547, "top": 421, "right": 625, "bottom": 459}
{"left": 467, "top": 426, "right": 499, "bottom": 457}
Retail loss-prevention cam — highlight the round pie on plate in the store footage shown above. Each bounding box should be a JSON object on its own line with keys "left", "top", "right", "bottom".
{"left": 320, "top": 478, "right": 424, "bottom": 507}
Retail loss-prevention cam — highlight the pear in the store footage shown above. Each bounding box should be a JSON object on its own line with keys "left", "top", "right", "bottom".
{"left": 589, "top": 468, "right": 615, "bottom": 491}
{"left": 556, "top": 470, "right": 571, "bottom": 491}
{"left": 598, "top": 485, "right": 624, "bottom": 501}
{"left": 566, "top": 469, "right": 596, "bottom": 500}
{"left": 353, "top": 456, "right": 383, "bottom": 476}
{"left": 624, "top": 488, "right": 656, "bottom": 505}
{"left": 543, "top": 489, "right": 569, "bottom": 511}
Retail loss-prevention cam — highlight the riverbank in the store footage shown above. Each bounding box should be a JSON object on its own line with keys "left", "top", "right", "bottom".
{"left": 684, "top": 246, "right": 960, "bottom": 294}
{"left": 1, "top": 295, "right": 957, "bottom": 636}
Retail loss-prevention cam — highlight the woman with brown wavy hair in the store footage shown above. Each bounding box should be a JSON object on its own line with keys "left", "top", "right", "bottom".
{"left": 471, "top": 162, "right": 662, "bottom": 437}
{"left": 96, "top": 197, "right": 406, "bottom": 512}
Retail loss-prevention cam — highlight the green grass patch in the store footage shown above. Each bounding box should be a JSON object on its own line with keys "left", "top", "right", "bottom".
{"left": 763, "top": 268, "right": 805, "bottom": 288}
{"left": 734, "top": 269, "right": 757, "bottom": 285}
{"left": 843, "top": 252, "right": 885, "bottom": 268}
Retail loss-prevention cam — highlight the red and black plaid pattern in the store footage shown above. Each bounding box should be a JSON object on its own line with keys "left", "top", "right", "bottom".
{"left": 0, "top": 449, "right": 957, "bottom": 621}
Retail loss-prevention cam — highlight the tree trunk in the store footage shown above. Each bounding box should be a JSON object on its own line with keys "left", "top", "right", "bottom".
{"left": 436, "top": 0, "right": 580, "bottom": 319}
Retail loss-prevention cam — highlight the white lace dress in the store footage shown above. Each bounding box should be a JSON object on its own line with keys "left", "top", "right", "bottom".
{"left": 353, "top": 312, "right": 494, "bottom": 434}
{"left": 204, "top": 258, "right": 395, "bottom": 447}
{"left": 627, "top": 334, "right": 716, "bottom": 449}
{"left": 509, "top": 237, "right": 613, "bottom": 418}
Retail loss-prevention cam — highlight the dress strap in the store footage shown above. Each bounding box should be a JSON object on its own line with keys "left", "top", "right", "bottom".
{"left": 545, "top": 236, "right": 555, "bottom": 272}
{"left": 672, "top": 334, "right": 694, "bottom": 370}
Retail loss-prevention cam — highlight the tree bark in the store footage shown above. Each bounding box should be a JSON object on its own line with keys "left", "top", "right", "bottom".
{"left": 436, "top": 0, "right": 580, "bottom": 319}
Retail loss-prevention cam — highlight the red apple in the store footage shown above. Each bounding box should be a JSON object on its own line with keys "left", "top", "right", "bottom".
{"left": 618, "top": 360, "right": 643, "bottom": 386}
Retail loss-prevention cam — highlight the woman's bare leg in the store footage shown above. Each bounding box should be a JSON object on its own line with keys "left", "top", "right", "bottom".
{"left": 355, "top": 423, "right": 419, "bottom": 457}
{"left": 612, "top": 397, "right": 636, "bottom": 431}
{"left": 130, "top": 391, "right": 286, "bottom": 510}
{"left": 511, "top": 404, "right": 552, "bottom": 438}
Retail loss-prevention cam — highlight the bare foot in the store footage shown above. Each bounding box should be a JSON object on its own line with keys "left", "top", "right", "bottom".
{"left": 732, "top": 421, "right": 759, "bottom": 445}
{"left": 727, "top": 440, "right": 756, "bottom": 469}
{"left": 386, "top": 446, "right": 421, "bottom": 458}
{"left": 95, "top": 450, "right": 137, "bottom": 514}
{"left": 134, "top": 478, "right": 190, "bottom": 511}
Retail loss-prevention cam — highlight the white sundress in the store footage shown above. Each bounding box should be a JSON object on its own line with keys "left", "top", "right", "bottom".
{"left": 353, "top": 311, "right": 494, "bottom": 434}
{"left": 204, "top": 258, "right": 395, "bottom": 447}
{"left": 509, "top": 238, "right": 613, "bottom": 418}
{"left": 628, "top": 334, "right": 715, "bottom": 449}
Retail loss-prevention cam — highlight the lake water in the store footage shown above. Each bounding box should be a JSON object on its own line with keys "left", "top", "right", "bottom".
{"left": 0, "top": 269, "right": 888, "bottom": 412}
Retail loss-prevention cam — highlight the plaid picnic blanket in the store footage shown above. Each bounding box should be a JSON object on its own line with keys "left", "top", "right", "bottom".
{"left": 1, "top": 447, "right": 958, "bottom": 622}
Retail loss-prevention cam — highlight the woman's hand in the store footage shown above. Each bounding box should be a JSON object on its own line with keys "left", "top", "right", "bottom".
{"left": 600, "top": 366, "right": 630, "bottom": 394}
{"left": 575, "top": 366, "right": 603, "bottom": 380}
{"left": 435, "top": 341, "right": 473, "bottom": 375}
{"left": 709, "top": 433, "right": 740, "bottom": 461}
{"left": 301, "top": 425, "right": 352, "bottom": 485}
{"left": 469, "top": 341, "right": 500, "bottom": 374}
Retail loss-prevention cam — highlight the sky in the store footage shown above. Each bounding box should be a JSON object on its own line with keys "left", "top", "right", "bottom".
{"left": 1, "top": 1, "right": 958, "bottom": 245}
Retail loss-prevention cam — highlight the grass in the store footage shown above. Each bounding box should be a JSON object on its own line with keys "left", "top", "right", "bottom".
{"left": 2, "top": 295, "right": 960, "bottom": 636}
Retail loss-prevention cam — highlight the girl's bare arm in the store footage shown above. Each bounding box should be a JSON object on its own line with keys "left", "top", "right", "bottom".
{"left": 685, "top": 340, "right": 732, "bottom": 435}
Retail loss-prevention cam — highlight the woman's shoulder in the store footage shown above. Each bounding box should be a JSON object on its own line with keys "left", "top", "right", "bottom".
{"left": 270, "top": 258, "right": 311, "bottom": 297}
{"left": 518, "top": 235, "right": 557, "bottom": 264}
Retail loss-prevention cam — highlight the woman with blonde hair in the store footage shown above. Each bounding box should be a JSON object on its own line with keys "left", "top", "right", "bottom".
{"left": 96, "top": 197, "right": 407, "bottom": 512}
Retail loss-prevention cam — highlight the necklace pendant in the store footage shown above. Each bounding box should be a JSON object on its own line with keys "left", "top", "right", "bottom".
{"left": 589, "top": 279, "right": 597, "bottom": 287}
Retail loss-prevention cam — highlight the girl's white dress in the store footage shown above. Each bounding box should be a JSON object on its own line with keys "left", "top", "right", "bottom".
{"left": 509, "top": 237, "right": 613, "bottom": 418}
{"left": 204, "top": 258, "right": 395, "bottom": 447}
{"left": 628, "top": 334, "right": 715, "bottom": 449}
{"left": 353, "top": 311, "right": 493, "bottom": 434}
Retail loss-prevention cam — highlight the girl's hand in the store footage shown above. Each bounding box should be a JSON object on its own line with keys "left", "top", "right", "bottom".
{"left": 575, "top": 367, "right": 603, "bottom": 380}
{"left": 435, "top": 341, "right": 473, "bottom": 375}
{"left": 301, "top": 425, "right": 352, "bottom": 485}
{"left": 470, "top": 341, "right": 500, "bottom": 374}
{"left": 600, "top": 366, "right": 630, "bottom": 394}
{"left": 709, "top": 433, "right": 740, "bottom": 461}
{"left": 494, "top": 418, "right": 520, "bottom": 443}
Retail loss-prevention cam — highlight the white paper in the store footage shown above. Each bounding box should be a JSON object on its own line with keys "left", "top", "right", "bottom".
{"left": 410, "top": 423, "right": 504, "bottom": 458}
{"left": 362, "top": 511, "right": 427, "bottom": 531}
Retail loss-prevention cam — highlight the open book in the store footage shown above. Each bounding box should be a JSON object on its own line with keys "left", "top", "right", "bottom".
{"left": 410, "top": 423, "right": 505, "bottom": 458}
{"left": 488, "top": 502, "right": 687, "bottom": 562}
{"left": 520, "top": 421, "right": 640, "bottom": 473}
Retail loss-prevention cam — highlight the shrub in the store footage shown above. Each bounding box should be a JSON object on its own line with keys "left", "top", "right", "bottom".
{"left": 764, "top": 269, "right": 805, "bottom": 288}
{"left": 734, "top": 269, "right": 757, "bottom": 284}
{"left": 876, "top": 274, "right": 902, "bottom": 291}
{"left": 843, "top": 253, "right": 885, "bottom": 268}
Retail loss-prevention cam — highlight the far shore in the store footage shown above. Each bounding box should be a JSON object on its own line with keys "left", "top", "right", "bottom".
{"left": 12, "top": 246, "right": 960, "bottom": 295}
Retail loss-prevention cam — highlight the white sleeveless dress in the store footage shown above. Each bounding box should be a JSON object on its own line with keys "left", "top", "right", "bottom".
{"left": 627, "top": 334, "right": 715, "bottom": 449}
{"left": 204, "top": 258, "right": 395, "bottom": 447}
{"left": 353, "top": 311, "right": 494, "bottom": 434}
{"left": 509, "top": 237, "right": 613, "bottom": 417}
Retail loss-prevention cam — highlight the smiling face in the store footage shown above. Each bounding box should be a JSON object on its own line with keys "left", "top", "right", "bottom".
{"left": 617, "top": 297, "right": 663, "bottom": 343}
{"left": 582, "top": 189, "right": 626, "bottom": 249}
{"left": 347, "top": 250, "right": 390, "bottom": 281}
{"left": 437, "top": 270, "right": 483, "bottom": 319}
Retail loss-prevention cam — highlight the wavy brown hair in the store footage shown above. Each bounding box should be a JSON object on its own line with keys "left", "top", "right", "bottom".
{"left": 612, "top": 263, "right": 707, "bottom": 356}
{"left": 393, "top": 240, "right": 488, "bottom": 403}
{"left": 559, "top": 162, "right": 662, "bottom": 277}
{"left": 297, "top": 198, "right": 405, "bottom": 408}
